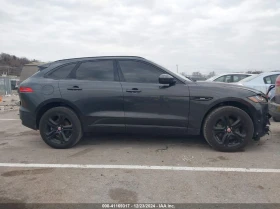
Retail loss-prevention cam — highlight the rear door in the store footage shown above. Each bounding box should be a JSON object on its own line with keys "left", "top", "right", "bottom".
{"left": 117, "top": 59, "right": 190, "bottom": 134}
{"left": 57, "top": 60, "right": 124, "bottom": 133}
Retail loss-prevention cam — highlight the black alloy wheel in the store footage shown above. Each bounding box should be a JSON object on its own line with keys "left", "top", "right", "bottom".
{"left": 212, "top": 115, "right": 246, "bottom": 147}
{"left": 39, "top": 107, "right": 82, "bottom": 149}
{"left": 203, "top": 106, "right": 254, "bottom": 152}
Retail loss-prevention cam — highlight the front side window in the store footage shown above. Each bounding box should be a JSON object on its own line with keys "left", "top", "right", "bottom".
{"left": 214, "top": 76, "right": 225, "bottom": 82}
{"left": 75, "top": 60, "right": 114, "bottom": 81}
{"left": 118, "top": 60, "right": 164, "bottom": 83}
{"left": 48, "top": 63, "right": 77, "bottom": 79}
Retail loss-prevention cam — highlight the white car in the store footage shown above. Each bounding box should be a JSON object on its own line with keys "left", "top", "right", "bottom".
{"left": 236, "top": 72, "right": 280, "bottom": 93}
{"left": 206, "top": 73, "right": 252, "bottom": 83}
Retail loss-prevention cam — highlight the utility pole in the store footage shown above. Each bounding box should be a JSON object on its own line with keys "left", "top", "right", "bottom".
{"left": 176, "top": 64, "right": 178, "bottom": 73}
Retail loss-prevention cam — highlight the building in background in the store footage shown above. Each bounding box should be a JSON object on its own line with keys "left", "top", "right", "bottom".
{"left": 19, "top": 62, "right": 44, "bottom": 84}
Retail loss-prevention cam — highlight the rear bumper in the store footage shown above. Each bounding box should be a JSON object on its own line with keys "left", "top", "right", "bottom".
{"left": 269, "top": 101, "right": 280, "bottom": 119}
{"left": 19, "top": 106, "right": 37, "bottom": 130}
{"left": 252, "top": 102, "right": 270, "bottom": 140}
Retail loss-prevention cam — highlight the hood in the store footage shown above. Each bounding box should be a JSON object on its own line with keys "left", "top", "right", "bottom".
{"left": 196, "top": 81, "right": 263, "bottom": 95}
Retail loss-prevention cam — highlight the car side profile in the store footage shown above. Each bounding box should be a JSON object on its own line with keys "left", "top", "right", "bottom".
{"left": 206, "top": 73, "right": 252, "bottom": 83}
{"left": 19, "top": 56, "right": 270, "bottom": 151}
{"left": 236, "top": 72, "right": 280, "bottom": 93}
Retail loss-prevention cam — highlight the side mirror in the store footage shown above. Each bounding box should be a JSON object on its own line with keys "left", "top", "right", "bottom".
{"left": 159, "top": 74, "right": 176, "bottom": 85}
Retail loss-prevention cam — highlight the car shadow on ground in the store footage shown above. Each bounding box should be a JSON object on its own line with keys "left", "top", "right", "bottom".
{"left": 79, "top": 133, "right": 209, "bottom": 148}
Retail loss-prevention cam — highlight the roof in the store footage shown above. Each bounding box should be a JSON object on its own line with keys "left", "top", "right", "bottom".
{"left": 55, "top": 56, "right": 146, "bottom": 63}
{"left": 207, "top": 73, "right": 253, "bottom": 81}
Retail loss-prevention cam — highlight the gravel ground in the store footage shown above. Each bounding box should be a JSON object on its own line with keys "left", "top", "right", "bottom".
{"left": 0, "top": 92, "right": 20, "bottom": 112}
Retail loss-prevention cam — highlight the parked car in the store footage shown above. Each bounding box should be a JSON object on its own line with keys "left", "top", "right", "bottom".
{"left": 206, "top": 73, "right": 252, "bottom": 83}
{"left": 19, "top": 56, "right": 270, "bottom": 151}
{"left": 10, "top": 78, "right": 19, "bottom": 90}
{"left": 267, "top": 75, "right": 280, "bottom": 122}
{"left": 236, "top": 72, "right": 280, "bottom": 93}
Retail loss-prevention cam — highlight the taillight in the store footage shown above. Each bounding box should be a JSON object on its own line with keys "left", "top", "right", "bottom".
{"left": 19, "top": 86, "right": 33, "bottom": 93}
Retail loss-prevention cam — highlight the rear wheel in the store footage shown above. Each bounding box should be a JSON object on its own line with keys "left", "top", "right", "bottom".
{"left": 39, "top": 107, "right": 82, "bottom": 149}
{"left": 203, "top": 106, "right": 254, "bottom": 152}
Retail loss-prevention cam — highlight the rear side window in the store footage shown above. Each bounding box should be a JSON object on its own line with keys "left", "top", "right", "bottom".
{"left": 75, "top": 61, "right": 114, "bottom": 81}
{"left": 48, "top": 63, "right": 76, "bottom": 79}
{"left": 233, "top": 75, "right": 240, "bottom": 82}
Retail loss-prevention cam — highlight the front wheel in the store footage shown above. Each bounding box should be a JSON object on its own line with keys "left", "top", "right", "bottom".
{"left": 39, "top": 107, "right": 82, "bottom": 149}
{"left": 203, "top": 106, "right": 254, "bottom": 152}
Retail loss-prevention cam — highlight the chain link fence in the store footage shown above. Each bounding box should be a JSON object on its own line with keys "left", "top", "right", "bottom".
{"left": 0, "top": 77, "right": 12, "bottom": 95}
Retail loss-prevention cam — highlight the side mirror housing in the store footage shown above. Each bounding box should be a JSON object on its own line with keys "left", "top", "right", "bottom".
{"left": 159, "top": 74, "right": 176, "bottom": 85}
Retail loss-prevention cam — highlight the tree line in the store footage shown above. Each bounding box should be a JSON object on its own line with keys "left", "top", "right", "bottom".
{"left": 0, "top": 52, "right": 39, "bottom": 76}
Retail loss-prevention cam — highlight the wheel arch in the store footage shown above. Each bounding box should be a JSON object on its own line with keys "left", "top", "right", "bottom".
{"left": 200, "top": 98, "right": 255, "bottom": 135}
{"left": 35, "top": 98, "right": 82, "bottom": 129}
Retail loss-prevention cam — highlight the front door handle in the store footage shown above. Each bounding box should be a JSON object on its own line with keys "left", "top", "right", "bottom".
{"left": 67, "top": 86, "right": 82, "bottom": 91}
{"left": 126, "top": 88, "right": 141, "bottom": 93}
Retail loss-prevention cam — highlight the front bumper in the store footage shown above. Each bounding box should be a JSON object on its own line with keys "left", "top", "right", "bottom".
{"left": 269, "top": 101, "right": 280, "bottom": 119}
{"left": 252, "top": 102, "right": 270, "bottom": 140}
{"left": 19, "top": 106, "right": 37, "bottom": 130}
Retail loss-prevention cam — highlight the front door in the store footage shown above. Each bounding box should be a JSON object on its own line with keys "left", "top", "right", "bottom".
{"left": 58, "top": 60, "right": 125, "bottom": 133}
{"left": 117, "top": 60, "right": 190, "bottom": 135}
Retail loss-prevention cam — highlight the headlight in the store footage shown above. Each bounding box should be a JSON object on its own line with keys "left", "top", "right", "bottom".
{"left": 248, "top": 95, "right": 267, "bottom": 103}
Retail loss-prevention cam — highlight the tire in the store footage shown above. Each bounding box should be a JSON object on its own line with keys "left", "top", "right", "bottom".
{"left": 203, "top": 106, "right": 254, "bottom": 152}
{"left": 39, "top": 107, "right": 82, "bottom": 149}
{"left": 272, "top": 117, "right": 280, "bottom": 122}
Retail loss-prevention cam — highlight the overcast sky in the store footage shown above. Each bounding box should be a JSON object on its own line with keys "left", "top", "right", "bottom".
{"left": 1, "top": 0, "right": 280, "bottom": 74}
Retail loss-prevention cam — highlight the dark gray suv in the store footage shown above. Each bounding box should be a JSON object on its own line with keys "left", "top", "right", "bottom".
{"left": 19, "top": 56, "right": 270, "bottom": 151}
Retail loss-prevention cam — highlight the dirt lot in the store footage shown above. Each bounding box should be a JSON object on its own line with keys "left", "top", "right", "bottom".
{"left": 0, "top": 110, "right": 280, "bottom": 204}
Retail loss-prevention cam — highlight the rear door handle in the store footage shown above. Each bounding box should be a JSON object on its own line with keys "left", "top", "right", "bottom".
{"left": 126, "top": 88, "right": 141, "bottom": 93}
{"left": 67, "top": 86, "right": 82, "bottom": 91}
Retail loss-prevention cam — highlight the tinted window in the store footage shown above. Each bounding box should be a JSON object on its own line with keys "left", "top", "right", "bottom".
{"left": 214, "top": 76, "right": 225, "bottom": 82}
{"left": 48, "top": 63, "right": 76, "bottom": 79}
{"left": 76, "top": 61, "right": 114, "bottom": 81}
{"left": 119, "top": 61, "right": 163, "bottom": 83}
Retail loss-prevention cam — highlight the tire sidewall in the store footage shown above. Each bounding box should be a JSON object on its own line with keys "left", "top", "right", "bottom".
{"left": 203, "top": 107, "right": 254, "bottom": 152}
{"left": 39, "top": 107, "right": 82, "bottom": 149}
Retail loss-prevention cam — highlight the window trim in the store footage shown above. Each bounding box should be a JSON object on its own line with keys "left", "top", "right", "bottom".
{"left": 72, "top": 59, "right": 119, "bottom": 82}
{"left": 116, "top": 59, "right": 183, "bottom": 84}
{"left": 44, "top": 62, "right": 79, "bottom": 80}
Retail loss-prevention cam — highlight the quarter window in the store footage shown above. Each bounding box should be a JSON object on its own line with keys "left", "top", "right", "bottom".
{"left": 48, "top": 63, "right": 76, "bottom": 79}
{"left": 118, "top": 60, "right": 164, "bottom": 83}
{"left": 75, "top": 61, "right": 114, "bottom": 81}
{"left": 264, "top": 76, "right": 272, "bottom": 84}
